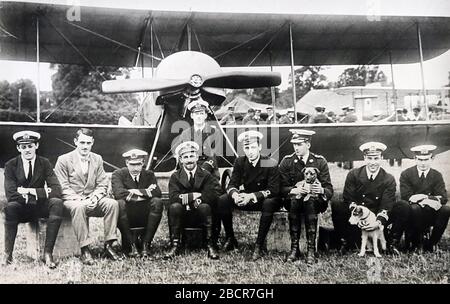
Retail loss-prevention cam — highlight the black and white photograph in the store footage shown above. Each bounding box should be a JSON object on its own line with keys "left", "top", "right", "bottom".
{"left": 0, "top": 0, "right": 449, "bottom": 290}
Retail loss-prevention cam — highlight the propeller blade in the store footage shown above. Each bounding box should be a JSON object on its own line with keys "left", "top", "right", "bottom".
{"left": 102, "top": 78, "right": 189, "bottom": 93}
{"left": 203, "top": 71, "right": 281, "bottom": 89}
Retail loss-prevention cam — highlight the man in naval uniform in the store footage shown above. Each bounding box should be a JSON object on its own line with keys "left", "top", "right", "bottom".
{"left": 111, "top": 149, "right": 163, "bottom": 258}
{"left": 165, "top": 141, "right": 221, "bottom": 260}
{"left": 2, "top": 131, "right": 63, "bottom": 268}
{"left": 400, "top": 145, "right": 449, "bottom": 252}
{"left": 279, "top": 129, "right": 333, "bottom": 264}
{"left": 331, "top": 142, "right": 410, "bottom": 254}
{"left": 216, "top": 130, "right": 281, "bottom": 261}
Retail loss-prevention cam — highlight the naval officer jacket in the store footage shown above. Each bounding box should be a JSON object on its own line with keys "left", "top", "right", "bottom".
{"left": 4, "top": 155, "right": 62, "bottom": 204}
{"left": 226, "top": 155, "right": 280, "bottom": 202}
{"left": 279, "top": 152, "right": 333, "bottom": 201}
{"left": 343, "top": 166, "right": 396, "bottom": 226}
{"left": 111, "top": 167, "right": 162, "bottom": 203}
{"left": 169, "top": 166, "right": 221, "bottom": 206}
{"left": 400, "top": 166, "right": 447, "bottom": 205}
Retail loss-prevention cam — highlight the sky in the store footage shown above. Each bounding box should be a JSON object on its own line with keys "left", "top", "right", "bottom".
{"left": 1, "top": 0, "right": 449, "bottom": 91}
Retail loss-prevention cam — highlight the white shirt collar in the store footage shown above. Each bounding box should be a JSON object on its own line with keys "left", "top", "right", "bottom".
{"left": 184, "top": 166, "right": 197, "bottom": 178}
{"left": 249, "top": 155, "right": 261, "bottom": 167}
{"left": 296, "top": 152, "right": 309, "bottom": 164}
{"left": 21, "top": 155, "right": 36, "bottom": 166}
{"left": 77, "top": 151, "right": 90, "bottom": 162}
{"left": 417, "top": 167, "right": 431, "bottom": 178}
{"left": 193, "top": 123, "right": 206, "bottom": 133}
{"left": 129, "top": 172, "right": 141, "bottom": 182}
{"left": 366, "top": 166, "right": 381, "bottom": 180}
{"left": 21, "top": 155, "right": 36, "bottom": 176}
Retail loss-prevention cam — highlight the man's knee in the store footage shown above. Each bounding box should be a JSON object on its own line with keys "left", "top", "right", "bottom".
{"left": 168, "top": 203, "right": 183, "bottom": 216}
{"left": 150, "top": 197, "right": 164, "bottom": 214}
{"left": 410, "top": 203, "right": 422, "bottom": 217}
{"left": 217, "top": 194, "right": 232, "bottom": 213}
{"left": 438, "top": 205, "right": 450, "bottom": 217}
{"left": 261, "top": 198, "right": 279, "bottom": 214}
{"left": 48, "top": 198, "right": 64, "bottom": 217}
{"left": 331, "top": 201, "right": 350, "bottom": 218}
{"left": 67, "top": 202, "right": 87, "bottom": 217}
{"left": 197, "top": 203, "right": 212, "bottom": 216}
{"left": 4, "top": 201, "right": 22, "bottom": 221}
{"left": 103, "top": 198, "right": 119, "bottom": 212}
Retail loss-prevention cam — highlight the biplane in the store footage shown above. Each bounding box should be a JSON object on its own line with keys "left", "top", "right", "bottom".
{"left": 1, "top": 0, "right": 450, "bottom": 185}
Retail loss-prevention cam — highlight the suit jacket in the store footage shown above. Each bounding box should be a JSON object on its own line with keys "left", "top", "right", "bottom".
{"left": 168, "top": 166, "right": 221, "bottom": 206}
{"left": 4, "top": 155, "right": 62, "bottom": 204}
{"left": 226, "top": 155, "right": 280, "bottom": 201}
{"left": 279, "top": 152, "right": 333, "bottom": 201}
{"left": 111, "top": 167, "right": 162, "bottom": 202}
{"left": 343, "top": 166, "right": 396, "bottom": 225}
{"left": 400, "top": 166, "right": 447, "bottom": 205}
{"left": 54, "top": 150, "right": 109, "bottom": 202}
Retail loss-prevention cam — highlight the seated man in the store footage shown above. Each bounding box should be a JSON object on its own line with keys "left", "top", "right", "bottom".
{"left": 331, "top": 142, "right": 410, "bottom": 254}
{"left": 2, "top": 131, "right": 63, "bottom": 268}
{"left": 279, "top": 129, "right": 333, "bottom": 264}
{"left": 164, "top": 141, "right": 222, "bottom": 260}
{"left": 400, "top": 145, "right": 450, "bottom": 252}
{"left": 111, "top": 149, "right": 163, "bottom": 258}
{"left": 217, "top": 130, "right": 281, "bottom": 261}
{"left": 54, "top": 128, "right": 122, "bottom": 265}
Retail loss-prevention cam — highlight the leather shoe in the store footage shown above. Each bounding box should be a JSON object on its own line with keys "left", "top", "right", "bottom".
{"left": 80, "top": 246, "right": 94, "bottom": 266}
{"left": 207, "top": 244, "right": 219, "bottom": 260}
{"left": 128, "top": 243, "right": 139, "bottom": 258}
{"left": 104, "top": 242, "right": 123, "bottom": 261}
{"left": 163, "top": 240, "right": 181, "bottom": 260}
{"left": 1, "top": 255, "right": 13, "bottom": 266}
{"left": 223, "top": 237, "right": 238, "bottom": 251}
{"left": 44, "top": 252, "right": 57, "bottom": 269}
{"left": 251, "top": 246, "right": 265, "bottom": 261}
{"left": 141, "top": 243, "right": 151, "bottom": 259}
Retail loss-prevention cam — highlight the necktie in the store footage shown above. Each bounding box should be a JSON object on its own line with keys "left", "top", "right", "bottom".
{"left": 189, "top": 171, "right": 195, "bottom": 187}
{"left": 369, "top": 175, "right": 374, "bottom": 182}
{"left": 300, "top": 157, "right": 305, "bottom": 167}
{"left": 26, "top": 160, "right": 32, "bottom": 183}
{"left": 134, "top": 176, "right": 139, "bottom": 188}
{"left": 420, "top": 172, "right": 425, "bottom": 181}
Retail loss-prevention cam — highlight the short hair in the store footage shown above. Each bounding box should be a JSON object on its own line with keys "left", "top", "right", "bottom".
{"left": 75, "top": 128, "right": 94, "bottom": 139}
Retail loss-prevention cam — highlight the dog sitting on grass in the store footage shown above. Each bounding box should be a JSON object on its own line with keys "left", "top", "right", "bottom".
{"left": 348, "top": 202, "right": 386, "bottom": 258}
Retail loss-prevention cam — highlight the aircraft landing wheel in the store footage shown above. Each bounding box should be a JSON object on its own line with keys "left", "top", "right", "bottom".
{"left": 221, "top": 169, "right": 232, "bottom": 192}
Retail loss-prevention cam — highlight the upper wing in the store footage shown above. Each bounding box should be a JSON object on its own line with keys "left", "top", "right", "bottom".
{"left": 1, "top": 1, "right": 450, "bottom": 67}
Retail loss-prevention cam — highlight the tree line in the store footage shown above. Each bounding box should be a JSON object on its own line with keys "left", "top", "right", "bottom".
{"left": 0, "top": 64, "right": 389, "bottom": 123}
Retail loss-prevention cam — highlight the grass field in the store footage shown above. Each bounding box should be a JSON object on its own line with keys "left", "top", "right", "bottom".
{"left": 1, "top": 153, "right": 450, "bottom": 284}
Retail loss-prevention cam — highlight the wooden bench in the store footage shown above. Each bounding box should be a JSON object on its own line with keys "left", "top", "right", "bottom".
{"left": 0, "top": 212, "right": 80, "bottom": 260}
{"left": 25, "top": 217, "right": 80, "bottom": 259}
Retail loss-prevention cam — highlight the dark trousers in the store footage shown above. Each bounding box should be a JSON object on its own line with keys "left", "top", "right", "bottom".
{"left": 408, "top": 202, "right": 450, "bottom": 248}
{"left": 217, "top": 193, "right": 281, "bottom": 246}
{"left": 286, "top": 196, "right": 326, "bottom": 245}
{"left": 167, "top": 202, "right": 214, "bottom": 246}
{"left": 4, "top": 198, "right": 64, "bottom": 254}
{"left": 331, "top": 200, "right": 410, "bottom": 248}
{"left": 117, "top": 198, "right": 163, "bottom": 249}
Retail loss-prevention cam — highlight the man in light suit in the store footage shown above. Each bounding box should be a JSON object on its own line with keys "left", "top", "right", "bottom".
{"left": 2, "top": 131, "right": 63, "bottom": 268}
{"left": 54, "top": 128, "right": 121, "bottom": 265}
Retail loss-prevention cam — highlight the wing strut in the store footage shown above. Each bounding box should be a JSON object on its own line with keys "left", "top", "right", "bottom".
{"left": 208, "top": 106, "right": 238, "bottom": 158}
{"left": 146, "top": 109, "right": 165, "bottom": 170}
{"left": 417, "top": 22, "right": 429, "bottom": 121}
{"left": 289, "top": 23, "right": 298, "bottom": 124}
